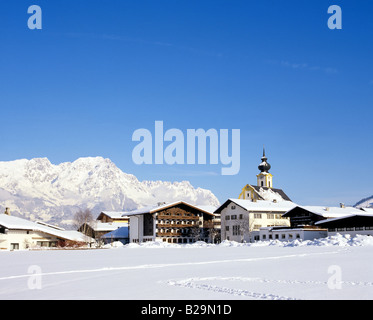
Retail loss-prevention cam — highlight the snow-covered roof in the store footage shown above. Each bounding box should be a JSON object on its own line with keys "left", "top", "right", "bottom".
{"left": 98, "top": 211, "right": 129, "bottom": 219}
{"left": 101, "top": 226, "right": 129, "bottom": 239}
{"left": 121, "top": 205, "right": 161, "bottom": 217}
{"left": 88, "top": 221, "right": 127, "bottom": 232}
{"left": 0, "top": 214, "right": 91, "bottom": 242}
{"left": 120, "top": 201, "right": 216, "bottom": 217}
{"left": 194, "top": 205, "right": 218, "bottom": 215}
{"left": 35, "top": 220, "right": 65, "bottom": 230}
{"left": 250, "top": 185, "right": 292, "bottom": 202}
{"left": 287, "top": 205, "right": 363, "bottom": 218}
{"left": 62, "top": 230, "right": 93, "bottom": 242}
{"left": 214, "top": 198, "right": 297, "bottom": 213}
{"left": 315, "top": 213, "right": 373, "bottom": 225}
{"left": 361, "top": 208, "right": 373, "bottom": 214}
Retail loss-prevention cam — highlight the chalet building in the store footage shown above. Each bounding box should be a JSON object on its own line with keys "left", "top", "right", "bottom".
{"left": 125, "top": 201, "right": 219, "bottom": 244}
{"left": 77, "top": 221, "right": 126, "bottom": 242}
{"left": 281, "top": 205, "right": 373, "bottom": 237}
{"left": 101, "top": 226, "right": 129, "bottom": 245}
{"left": 78, "top": 211, "right": 130, "bottom": 245}
{"left": 215, "top": 198, "right": 296, "bottom": 242}
{"left": 314, "top": 208, "right": 373, "bottom": 237}
{"left": 282, "top": 204, "right": 363, "bottom": 227}
{"left": 96, "top": 211, "right": 129, "bottom": 224}
{"left": 0, "top": 208, "right": 92, "bottom": 250}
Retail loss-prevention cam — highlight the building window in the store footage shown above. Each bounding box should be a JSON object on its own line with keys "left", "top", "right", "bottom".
{"left": 262, "top": 235, "right": 266, "bottom": 240}
{"left": 239, "top": 214, "right": 243, "bottom": 219}
{"left": 10, "top": 243, "right": 19, "bottom": 250}
{"left": 254, "top": 213, "right": 262, "bottom": 219}
{"left": 281, "top": 234, "right": 286, "bottom": 239}
{"left": 231, "top": 205, "right": 236, "bottom": 210}
{"left": 232, "top": 225, "right": 240, "bottom": 236}
{"left": 225, "top": 215, "right": 230, "bottom": 220}
{"left": 231, "top": 215, "right": 237, "bottom": 220}
{"left": 225, "top": 226, "right": 229, "bottom": 231}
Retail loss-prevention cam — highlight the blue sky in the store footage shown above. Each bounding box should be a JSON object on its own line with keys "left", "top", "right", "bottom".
{"left": 0, "top": 1, "right": 372, "bottom": 206}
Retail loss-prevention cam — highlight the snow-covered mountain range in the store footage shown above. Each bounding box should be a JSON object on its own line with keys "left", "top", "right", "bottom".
{"left": 0, "top": 157, "right": 220, "bottom": 227}
{"left": 354, "top": 195, "right": 373, "bottom": 209}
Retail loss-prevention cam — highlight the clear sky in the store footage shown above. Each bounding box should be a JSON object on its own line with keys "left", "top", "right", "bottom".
{"left": 0, "top": 1, "right": 372, "bottom": 206}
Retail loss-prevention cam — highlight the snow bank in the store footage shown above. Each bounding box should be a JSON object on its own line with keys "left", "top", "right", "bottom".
{"left": 116, "top": 234, "right": 373, "bottom": 249}
{"left": 122, "top": 240, "right": 215, "bottom": 249}
{"left": 103, "top": 241, "right": 125, "bottom": 248}
{"left": 244, "top": 234, "right": 373, "bottom": 247}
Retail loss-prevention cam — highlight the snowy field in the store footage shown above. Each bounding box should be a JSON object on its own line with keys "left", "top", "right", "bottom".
{"left": 1, "top": 234, "right": 373, "bottom": 300}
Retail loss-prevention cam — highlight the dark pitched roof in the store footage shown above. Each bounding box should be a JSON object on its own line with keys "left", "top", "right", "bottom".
{"left": 121, "top": 201, "right": 216, "bottom": 217}
{"left": 250, "top": 185, "right": 292, "bottom": 202}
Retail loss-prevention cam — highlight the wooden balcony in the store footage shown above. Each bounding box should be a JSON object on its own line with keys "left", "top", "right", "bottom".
{"left": 157, "top": 215, "right": 199, "bottom": 220}
{"left": 156, "top": 223, "right": 196, "bottom": 228}
{"left": 157, "top": 232, "right": 182, "bottom": 237}
{"left": 202, "top": 221, "right": 217, "bottom": 228}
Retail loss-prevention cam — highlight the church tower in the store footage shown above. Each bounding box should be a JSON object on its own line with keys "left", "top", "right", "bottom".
{"left": 238, "top": 147, "right": 291, "bottom": 201}
{"left": 256, "top": 147, "right": 273, "bottom": 188}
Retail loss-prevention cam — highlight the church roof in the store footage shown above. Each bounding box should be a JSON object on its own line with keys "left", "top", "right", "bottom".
{"left": 214, "top": 198, "right": 297, "bottom": 213}
{"left": 250, "top": 185, "right": 292, "bottom": 202}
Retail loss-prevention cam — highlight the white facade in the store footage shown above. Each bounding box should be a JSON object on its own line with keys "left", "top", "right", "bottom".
{"left": 126, "top": 201, "right": 219, "bottom": 244}
{"left": 0, "top": 229, "right": 62, "bottom": 250}
{"left": 0, "top": 213, "right": 92, "bottom": 250}
{"left": 129, "top": 213, "right": 156, "bottom": 243}
{"left": 217, "top": 199, "right": 296, "bottom": 243}
{"left": 259, "top": 227, "right": 328, "bottom": 242}
{"left": 326, "top": 228, "right": 373, "bottom": 237}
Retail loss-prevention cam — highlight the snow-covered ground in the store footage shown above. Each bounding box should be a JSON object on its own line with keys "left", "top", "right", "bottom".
{"left": 1, "top": 234, "right": 373, "bottom": 300}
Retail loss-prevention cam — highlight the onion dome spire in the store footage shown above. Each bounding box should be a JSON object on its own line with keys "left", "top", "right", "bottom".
{"left": 258, "top": 147, "right": 271, "bottom": 173}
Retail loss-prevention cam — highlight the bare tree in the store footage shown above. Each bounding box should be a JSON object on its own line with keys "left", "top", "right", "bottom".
{"left": 188, "top": 226, "right": 202, "bottom": 242}
{"left": 238, "top": 214, "right": 255, "bottom": 243}
{"left": 73, "top": 208, "right": 94, "bottom": 244}
{"left": 207, "top": 227, "right": 220, "bottom": 244}
{"left": 204, "top": 220, "right": 220, "bottom": 244}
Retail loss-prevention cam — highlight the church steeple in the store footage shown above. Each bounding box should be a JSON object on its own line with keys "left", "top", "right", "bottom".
{"left": 258, "top": 147, "right": 271, "bottom": 173}
{"left": 257, "top": 147, "right": 273, "bottom": 188}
